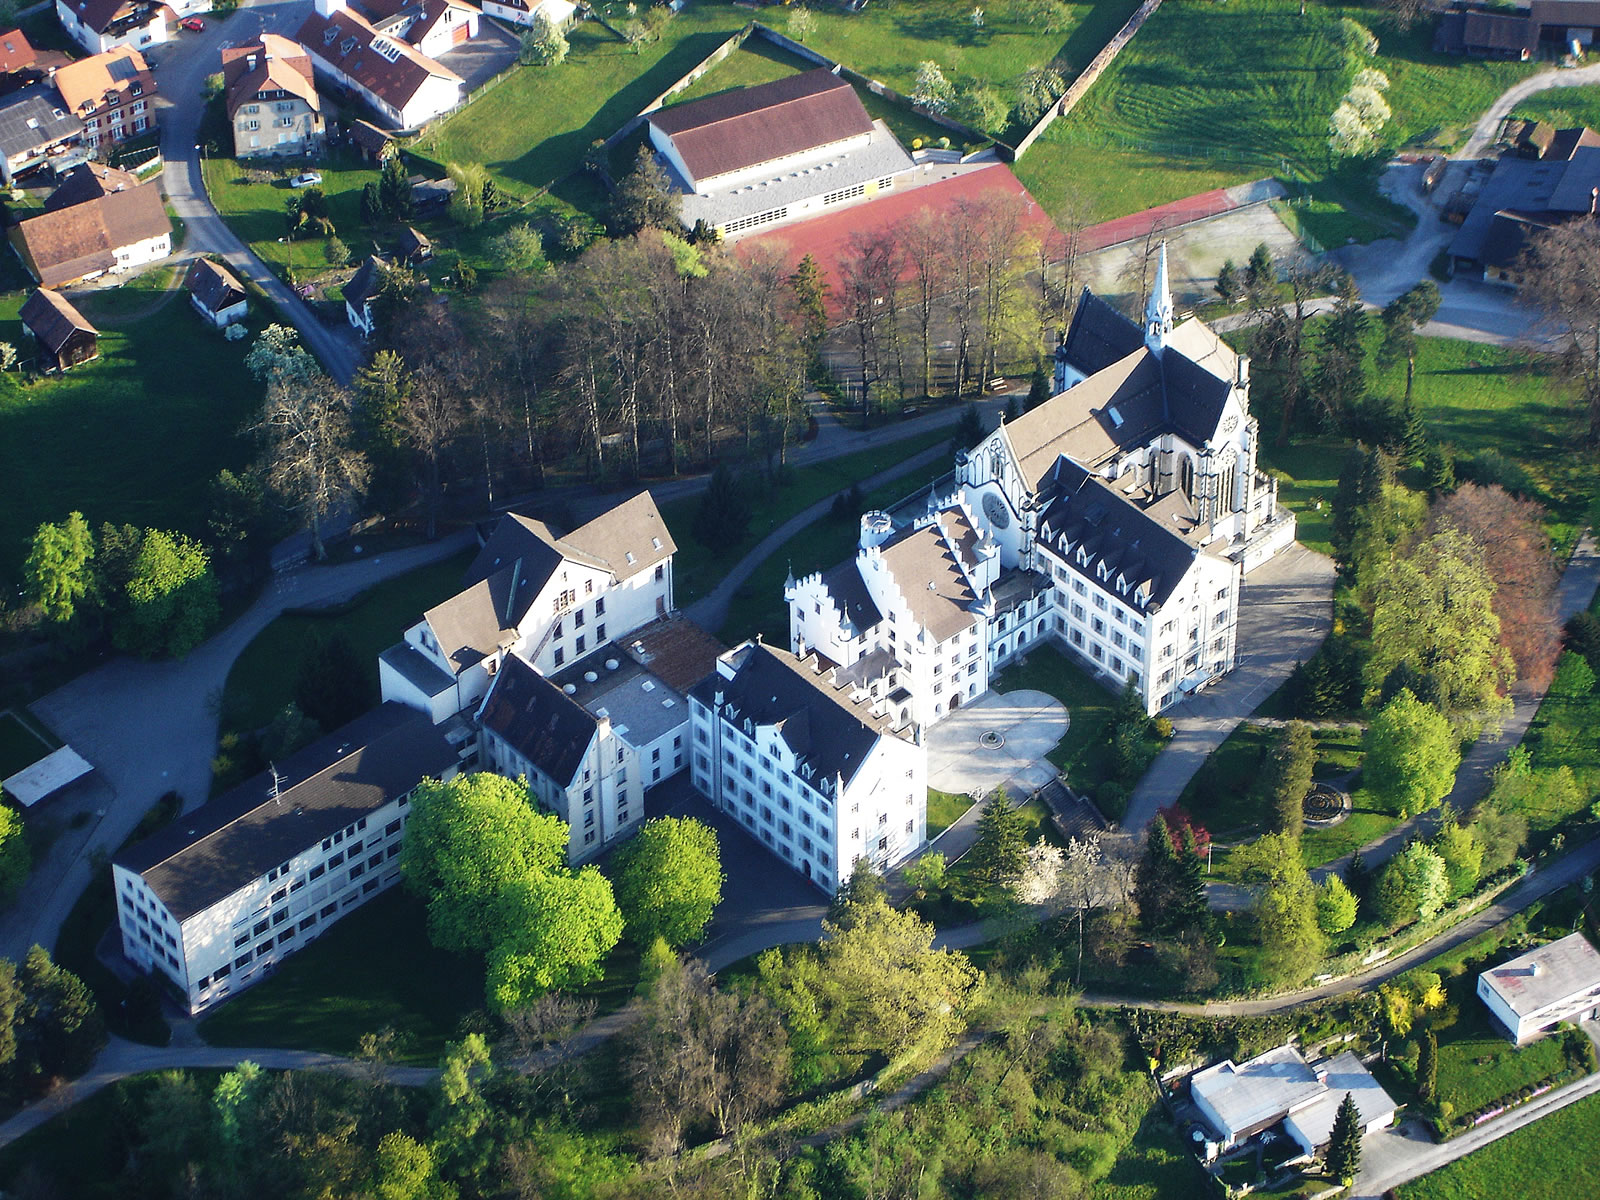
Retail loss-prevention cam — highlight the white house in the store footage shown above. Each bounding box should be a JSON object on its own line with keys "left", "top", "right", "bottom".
{"left": 223, "top": 34, "right": 324, "bottom": 158}
{"left": 55, "top": 0, "right": 206, "bottom": 54}
{"left": 1478, "top": 932, "right": 1600, "bottom": 1043}
{"left": 380, "top": 492, "right": 676, "bottom": 725}
{"left": 476, "top": 654, "right": 645, "bottom": 864}
{"left": 688, "top": 640, "right": 926, "bottom": 894}
{"left": 295, "top": 0, "right": 464, "bottom": 130}
{"left": 645, "top": 68, "right": 916, "bottom": 240}
{"left": 185, "top": 257, "right": 248, "bottom": 327}
{"left": 480, "top": 0, "right": 573, "bottom": 30}
{"left": 111, "top": 704, "right": 461, "bottom": 1014}
{"left": 361, "top": 0, "right": 481, "bottom": 59}
{"left": 10, "top": 181, "right": 170, "bottom": 289}
{"left": 947, "top": 247, "right": 1295, "bottom": 715}
{"left": 1190, "top": 1044, "right": 1396, "bottom": 1160}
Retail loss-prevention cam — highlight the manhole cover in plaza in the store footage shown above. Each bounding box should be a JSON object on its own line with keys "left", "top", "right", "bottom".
{"left": 979, "top": 731, "right": 1005, "bottom": 749}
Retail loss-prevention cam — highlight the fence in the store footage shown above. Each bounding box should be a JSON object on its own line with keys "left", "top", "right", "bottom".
{"left": 599, "top": 21, "right": 754, "bottom": 152}
{"left": 1011, "top": 0, "right": 1165, "bottom": 158}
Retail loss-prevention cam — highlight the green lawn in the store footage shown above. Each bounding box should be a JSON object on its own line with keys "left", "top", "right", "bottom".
{"left": 927, "top": 788, "right": 974, "bottom": 839}
{"left": 0, "top": 297, "right": 262, "bottom": 590}
{"left": 1177, "top": 722, "right": 1364, "bottom": 839}
{"left": 69, "top": 264, "right": 181, "bottom": 325}
{"left": 1511, "top": 84, "right": 1600, "bottom": 132}
{"left": 1094, "top": 1110, "right": 1208, "bottom": 1200}
{"left": 198, "top": 887, "right": 485, "bottom": 1063}
{"left": 0, "top": 710, "right": 54, "bottom": 780}
{"left": 220, "top": 549, "right": 473, "bottom": 735}
{"left": 1398, "top": 1089, "right": 1600, "bottom": 1199}
{"left": 1432, "top": 1018, "right": 1571, "bottom": 1118}
{"left": 1516, "top": 605, "right": 1600, "bottom": 835}
{"left": 1017, "top": 0, "right": 1536, "bottom": 229}
{"left": 1298, "top": 797, "right": 1400, "bottom": 869}
{"left": 201, "top": 153, "right": 379, "bottom": 277}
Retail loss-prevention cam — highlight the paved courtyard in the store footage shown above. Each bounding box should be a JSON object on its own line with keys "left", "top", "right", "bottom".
{"left": 925, "top": 689, "right": 1069, "bottom": 799}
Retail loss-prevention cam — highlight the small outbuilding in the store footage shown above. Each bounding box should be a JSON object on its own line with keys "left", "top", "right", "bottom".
{"left": 185, "top": 257, "right": 249, "bottom": 327}
{"left": 397, "top": 225, "right": 432, "bottom": 264}
{"left": 1478, "top": 931, "right": 1600, "bottom": 1043}
{"left": 345, "top": 254, "right": 387, "bottom": 337}
{"left": 19, "top": 286, "right": 99, "bottom": 370}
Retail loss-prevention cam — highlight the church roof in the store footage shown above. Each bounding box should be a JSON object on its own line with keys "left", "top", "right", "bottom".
{"left": 1005, "top": 348, "right": 1167, "bottom": 488}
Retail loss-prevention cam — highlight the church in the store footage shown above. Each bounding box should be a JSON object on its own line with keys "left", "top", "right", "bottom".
{"left": 788, "top": 247, "right": 1296, "bottom": 720}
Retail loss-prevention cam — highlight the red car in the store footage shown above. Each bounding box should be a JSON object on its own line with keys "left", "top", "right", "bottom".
{"left": 179, "top": 16, "right": 204, "bottom": 31}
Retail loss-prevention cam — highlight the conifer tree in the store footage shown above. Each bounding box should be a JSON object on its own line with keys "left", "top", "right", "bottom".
{"left": 1136, "top": 814, "right": 1178, "bottom": 932}
{"left": 1172, "top": 827, "right": 1209, "bottom": 934}
{"left": 1417, "top": 1028, "right": 1438, "bottom": 1103}
{"left": 1326, "top": 1091, "right": 1363, "bottom": 1184}
{"left": 1025, "top": 362, "right": 1051, "bottom": 411}
{"left": 970, "top": 789, "right": 1027, "bottom": 889}
{"left": 1216, "top": 258, "right": 1241, "bottom": 303}
{"left": 1261, "top": 721, "right": 1315, "bottom": 838}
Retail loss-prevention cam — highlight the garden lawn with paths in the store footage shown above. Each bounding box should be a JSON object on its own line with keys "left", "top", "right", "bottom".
{"left": 1250, "top": 328, "right": 1587, "bottom": 555}
{"left": 1177, "top": 721, "right": 1364, "bottom": 839}
{"left": 219, "top": 549, "right": 474, "bottom": 737}
{"left": 0, "top": 297, "right": 262, "bottom": 590}
{"left": 1396, "top": 1090, "right": 1600, "bottom": 1200}
{"left": 1016, "top": 0, "right": 1534, "bottom": 232}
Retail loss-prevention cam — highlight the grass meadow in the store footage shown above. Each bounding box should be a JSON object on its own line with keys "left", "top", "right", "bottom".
{"left": 1511, "top": 83, "right": 1600, "bottom": 131}
{"left": 1396, "top": 1089, "right": 1600, "bottom": 1199}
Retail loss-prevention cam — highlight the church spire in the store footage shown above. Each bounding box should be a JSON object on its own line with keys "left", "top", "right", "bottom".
{"left": 1145, "top": 241, "right": 1173, "bottom": 353}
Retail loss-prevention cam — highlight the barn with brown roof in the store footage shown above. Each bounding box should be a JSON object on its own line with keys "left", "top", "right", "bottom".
{"left": 10, "top": 181, "right": 170, "bottom": 287}
{"left": 19, "top": 287, "right": 99, "bottom": 370}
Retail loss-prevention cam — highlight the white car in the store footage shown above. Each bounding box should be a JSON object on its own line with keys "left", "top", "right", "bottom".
{"left": 290, "top": 172, "right": 323, "bottom": 189}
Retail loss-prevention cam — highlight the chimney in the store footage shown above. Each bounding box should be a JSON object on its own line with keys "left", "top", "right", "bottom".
{"left": 1590, "top": 186, "right": 1597, "bottom": 216}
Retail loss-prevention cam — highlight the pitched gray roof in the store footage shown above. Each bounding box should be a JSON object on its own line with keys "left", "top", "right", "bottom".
{"left": 0, "top": 84, "right": 81, "bottom": 161}
{"left": 185, "top": 258, "right": 246, "bottom": 314}
{"left": 1035, "top": 459, "right": 1202, "bottom": 614}
{"left": 692, "top": 642, "right": 898, "bottom": 788}
{"left": 115, "top": 704, "right": 454, "bottom": 922}
{"left": 818, "top": 560, "right": 882, "bottom": 637}
{"left": 1059, "top": 289, "right": 1145, "bottom": 377}
{"left": 477, "top": 654, "right": 598, "bottom": 787}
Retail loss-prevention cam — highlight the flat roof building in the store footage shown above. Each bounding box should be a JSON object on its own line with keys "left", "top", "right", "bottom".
{"left": 1477, "top": 931, "right": 1600, "bottom": 1043}
{"left": 1191, "top": 1044, "right": 1396, "bottom": 1159}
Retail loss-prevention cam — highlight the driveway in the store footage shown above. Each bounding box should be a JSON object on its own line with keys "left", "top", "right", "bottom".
{"left": 151, "top": 0, "right": 362, "bottom": 383}
{"left": 1121, "top": 542, "right": 1336, "bottom": 834}
{"left": 437, "top": 16, "right": 519, "bottom": 93}
{"left": 1, "top": 534, "right": 473, "bottom": 964}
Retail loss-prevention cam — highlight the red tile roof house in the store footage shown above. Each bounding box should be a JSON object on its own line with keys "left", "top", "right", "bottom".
{"left": 10, "top": 181, "right": 171, "bottom": 288}
{"left": 645, "top": 69, "right": 916, "bottom": 241}
{"left": 223, "top": 34, "right": 324, "bottom": 158}
{"left": 295, "top": 0, "right": 465, "bottom": 130}
{"left": 52, "top": 46, "right": 156, "bottom": 154}
{"left": 55, "top": 0, "right": 206, "bottom": 56}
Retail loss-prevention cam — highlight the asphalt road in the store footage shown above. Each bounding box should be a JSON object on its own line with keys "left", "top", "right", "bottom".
{"left": 151, "top": 0, "right": 362, "bottom": 383}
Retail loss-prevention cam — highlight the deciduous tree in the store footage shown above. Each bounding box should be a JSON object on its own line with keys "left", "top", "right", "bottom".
{"left": 1363, "top": 689, "right": 1459, "bottom": 817}
{"left": 1232, "top": 831, "right": 1326, "bottom": 989}
{"left": 114, "top": 530, "right": 219, "bottom": 658}
{"left": 1379, "top": 280, "right": 1441, "bottom": 407}
{"left": 1373, "top": 842, "right": 1449, "bottom": 927}
{"left": 24, "top": 511, "right": 94, "bottom": 624}
{"left": 1518, "top": 219, "right": 1600, "bottom": 442}
{"left": 486, "top": 866, "right": 623, "bottom": 1010}
{"left": 253, "top": 374, "right": 371, "bottom": 561}
{"left": 1315, "top": 875, "right": 1358, "bottom": 935}
{"left": 612, "top": 816, "right": 724, "bottom": 948}
{"left": 1260, "top": 720, "right": 1315, "bottom": 837}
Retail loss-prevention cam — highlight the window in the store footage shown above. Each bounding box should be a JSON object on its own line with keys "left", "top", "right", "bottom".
{"left": 596, "top": 623, "right": 605, "bottom": 641}
{"left": 655, "top": 564, "right": 665, "bottom": 582}
{"left": 329, "top": 852, "right": 345, "bottom": 868}
{"left": 575, "top": 609, "right": 585, "bottom": 629}
{"left": 235, "top": 953, "right": 253, "bottom": 969}
{"left": 233, "top": 931, "right": 249, "bottom": 948}
{"left": 277, "top": 930, "right": 295, "bottom": 946}
{"left": 321, "top": 902, "right": 338, "bottom": 918}
{"left": 253, "top": 919, "right": 269, "bottom": 937}
{"left": 576, "top": 635, "right": 585, "bottom": 654}
{"left": 271, "top": 909, "right": 288, "bottom": 926}
{"left": 299, "top": 915, "right": 317, "bottom": 932}
{"left": 257, "top": 941, "right": 274, "bottom": 959}
{"left": 309, "top": 863, "right": 325, "bottom": 881}
{"left": 385, "top": 819, "right": 402, "bottom": 837}
{"left": 554, "top": 647, "right": 564, "bottom": 667}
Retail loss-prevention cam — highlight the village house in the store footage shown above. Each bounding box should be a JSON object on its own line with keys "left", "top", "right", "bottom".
{"left": 111, "top": 703, "right": 464, "bottom": 1014}
{"left": 19, "top": 286, "right": 98, "bottom": 370}
{"left": 0, "top": 28, "right": 64, "bottom": 94}
{"left": 478, "top": 0, "right": 571, "bottom": 30}
{"left": 54, "top": 0, "right": 202, "bottom": 59}
{"left": 0, "top": 84, "right": 84, "bottom": 184}
{"left": 1190, "top": 1044, "right": 1398, "bottom": 1160}
{"left": 646, "top": 68, "right": 916, "bottom": 240}
{"left": 185, "top": 257, "right": 248, "bottom": 327}
{"left": 688, "top": 639, "right": 926, "bottom": 894}
{"left": 1477, "top": 931, "right": 1600, "bottom": 1043}
{"left": 358, "top": 0, "right": 481, "bottom": 59}
{"left": 295, "top": 0, "right": 465, "bottom": 130}
{"left": 11, "top": 179, "right": 170, "bottom": 287}
{"left": 45, "top": 160, "right": 138, "bottom": 209}
{"left": 1436, "top": 0, "right": 1600, "bottom": 58}
{"left": 52, "top": 46, "right": 155, "bottom": 154}
{"left": 223, "top": 34, "right": 323, "bottom": 158}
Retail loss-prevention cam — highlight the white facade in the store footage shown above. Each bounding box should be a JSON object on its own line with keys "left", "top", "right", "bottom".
{"left": 689, "top": 642, "right": 925, "bottom": 894}
{"left": 191, "top": 290, "right": 247, "bottom": 328}
{"left": 649, "top": 121, "right": 873, "bottom": 197}
{"left": 112, "top": 229, "right": 170, "bottom": 273}
{"left": 1477, "top": 932, "right": 1600, "bottom": 1043}
{"left": 304, "top": 0, "right": 464, "bottom": 129}
{"left": 480, "top": 0, "right": 574, "bottom": 29}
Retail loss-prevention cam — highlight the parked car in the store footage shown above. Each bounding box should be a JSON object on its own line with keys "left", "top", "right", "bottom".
{"left": 179, "top": 16, "right": 204, "bottom": 30}
{"left": 290, "top": 172, "right": 323, "bottom": 189}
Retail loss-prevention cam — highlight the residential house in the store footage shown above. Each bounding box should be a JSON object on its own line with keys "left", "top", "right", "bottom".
{"left": 645, "top": 69, "right": 916, "bottom": 240}
{"left": 185, "top": 257, "right": 248, "bottom": 327}
{"left": 45, "top": 160, "right": 138, "bottom": 209}
{"left": 479, "top": 0, "right": 573, "bottom": 31}
{"left": 1449, "top": 138, "right": 1600, "bottom": 284}
{"left": 52, "top": 46, "right": 155, "bottom": 154}
{"left": 19, "top": 286, "right": 98, "bottom": 370}
{"left": 55, "top": 0, "right": 171, "bottom": 55}
{"left": 11, "top": 180, "right": 170, "bottom": 287}
{"left": 358, "top": 0, "right": 481, "bottom": 59}
{"left": 344, "top": 253, "right": 386, "bottom": 336}
{"left": 397, "top": 224, "right": 431, "bottom": 263}
{"left": 111, "top": 703, "right": 461, "bottom": 1014}
{"left": 1477, "top": 931, "right": 1600, "bottom": 1043}
{"left": 688, "top": 640, "right": 926, "bottom": 894}
{"left": 1190, "top": 1044, "right": 1397, "bottom": 1160}
{"left": 295, "top": 0, "right": 464, "bottom": 130}
{"left": 380, "top": 492, "right": 677, "bottom": 724}
{"left": 0, "top": 27, "right": 36, "bottom": 76}
{"left": 0, "top": 84, "right": 84, "bottom": 184}
{"left": 223, "top": 34, "right": 323, "bottom": 158}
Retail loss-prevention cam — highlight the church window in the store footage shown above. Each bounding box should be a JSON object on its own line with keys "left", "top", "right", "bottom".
{"left": 990, "top": 449, "right": 1005, "bottom": 480}
{"left": 1180, "top": 457, "right": 1195, "bottom": 501}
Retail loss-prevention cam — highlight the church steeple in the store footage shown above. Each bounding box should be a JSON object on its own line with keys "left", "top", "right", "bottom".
{"left": 1145, "top": 241, "right": 1173, "bottom": 354}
